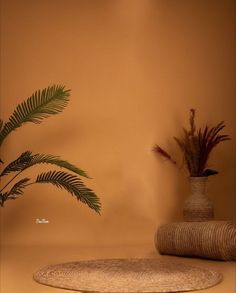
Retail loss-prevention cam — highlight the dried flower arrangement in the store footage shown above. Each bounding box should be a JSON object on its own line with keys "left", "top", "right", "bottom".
{"left": 153, "top": 109, "right": 230, "bottom": 177}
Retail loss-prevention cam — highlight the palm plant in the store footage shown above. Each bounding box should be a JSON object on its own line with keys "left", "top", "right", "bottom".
{"left": 0, "top": 85, "right": 101, "bottom": 213}
{"left": 153, "top": 109, "right": 230, "bottom": 177}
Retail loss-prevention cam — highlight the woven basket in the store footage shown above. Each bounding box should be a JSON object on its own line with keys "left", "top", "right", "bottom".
{"left": 183, "top": 177, "right": 214, "bottom": 222}
{"left": 155, "top": 221, "right": 236, "bottom": 261}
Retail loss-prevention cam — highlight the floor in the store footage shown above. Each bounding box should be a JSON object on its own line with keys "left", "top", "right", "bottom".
{"left": 1, "top": 244, "right": 235, "bottom": 293}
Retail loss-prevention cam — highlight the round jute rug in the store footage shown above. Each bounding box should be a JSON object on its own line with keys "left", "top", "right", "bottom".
{"left": 33, "top": 258, "right": 222, "bottom": 292}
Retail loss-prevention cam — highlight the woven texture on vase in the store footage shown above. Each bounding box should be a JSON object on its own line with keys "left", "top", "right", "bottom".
{"left": 33, "top": 258, "right": 222, "bottom": 292}
{"left": 155, "top": 221, "right": 236, "bottom": 261}
{"left": 183, "top": 177, "right": 214, "bottom": 222}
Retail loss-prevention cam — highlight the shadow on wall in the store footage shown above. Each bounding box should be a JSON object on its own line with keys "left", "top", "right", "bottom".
{"left": 207, "top": 145, "right": 236, "bottom": 222}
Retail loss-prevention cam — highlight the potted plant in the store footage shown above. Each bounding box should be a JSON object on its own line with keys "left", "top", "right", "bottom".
{"left": 0, "top": 85, "right": 101, "bottom": 213}
{"left": 153, "top": 109, "right": 230, "bottom": 221}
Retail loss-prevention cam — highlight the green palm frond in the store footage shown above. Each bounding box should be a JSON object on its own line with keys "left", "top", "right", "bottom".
{"left": 0, "top": 85, "right": 101, "bottom": 213}
{"left": 36, "top": 171, "right": 101, "bottom": 213}
{"left": 0, "top": 120, "right": 3, "bottom": 162}
{"left": 0, "top": 178, "right": 30, "bottom": 206}
{"left": 0, "top": 151, "right": 89, "bottom": 178}
{"left": 0, "top": 85, "right": 70, "bottom": 146}
{"left": 0, "top": 119, "right": 3, "bottom": 132}
{"left": 0, "top": 151, "right": 32, "bottom": 176}
{"left": 31, "top": 153, "right": 90, "bottom": 178}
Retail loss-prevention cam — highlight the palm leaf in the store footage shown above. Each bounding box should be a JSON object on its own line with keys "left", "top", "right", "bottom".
{"left": 0, "top": 151, "right": 32, "bottom": 176}
{"left": 0, "top": 178, "right": 30, "bottom": 206}
{"left": 36, "top": 171, "right": 101, "bottom": 213}
{"left": 30, "top": 153, "right": 90, "bottom": 178}
{"left": 6, "top": 178, "right": 30, "bottom": 199}
{"left": 0, "top": 85, "right": 70, "bottom": 146}
{"left": 0, "top": 120, "right": 3, "bottom": 163}
{"left": 0, "top": 151, "right": 90, "bottom": 178}
{"left": 0, "top": 119, "right": 3, "bottom": 132}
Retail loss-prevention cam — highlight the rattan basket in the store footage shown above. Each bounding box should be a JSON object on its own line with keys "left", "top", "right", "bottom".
{"left": 183, "top": 177, "right": 214, "bottom": 222}
{"left": 155, "top": 221, "right": 236, "bottom": 261}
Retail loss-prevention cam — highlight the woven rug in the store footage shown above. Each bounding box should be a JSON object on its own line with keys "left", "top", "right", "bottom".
{"left": 33, "top": 258, "right": 222, "bottom": 292}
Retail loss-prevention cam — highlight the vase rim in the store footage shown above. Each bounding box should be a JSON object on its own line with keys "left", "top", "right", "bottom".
{"left": 188, "top": 176, "right": 208, "bottom": 181}
{"left": 189, "top": 176, "right": 208, "bottom": 178}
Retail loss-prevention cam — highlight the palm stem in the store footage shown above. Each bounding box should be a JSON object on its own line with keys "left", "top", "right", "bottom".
{"left": 0, "top": 171, "right": 23, "bottom": 193}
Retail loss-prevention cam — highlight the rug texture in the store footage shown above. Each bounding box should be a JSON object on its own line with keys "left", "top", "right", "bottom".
{"left": 33, "top": 258, "right": 222, "bottom": 292}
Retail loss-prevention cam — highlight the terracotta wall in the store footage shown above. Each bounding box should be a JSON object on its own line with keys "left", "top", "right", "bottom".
{"left": 1, "top": 0, "right": 235, "bottom": 247}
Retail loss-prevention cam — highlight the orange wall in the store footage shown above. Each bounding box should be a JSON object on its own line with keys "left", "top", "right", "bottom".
{"left": 1, "top": 0, "right": 235, "bottom": 247}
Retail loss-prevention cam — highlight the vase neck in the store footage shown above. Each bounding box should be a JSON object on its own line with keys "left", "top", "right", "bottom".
{"left": 189, "top": 177, "right": 207, "bottom": 195}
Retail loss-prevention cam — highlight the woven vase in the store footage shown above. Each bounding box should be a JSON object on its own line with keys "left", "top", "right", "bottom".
{"left": 183, "top": 177, "right": 214, "bottom": 222}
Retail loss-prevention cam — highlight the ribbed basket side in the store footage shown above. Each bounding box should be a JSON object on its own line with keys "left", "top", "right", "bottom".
{"left": 155, "top": 221, "right": 236, "bottom": 261}
{"left": 183, "top": 177, "right": 214, "bottom": 222}
{"left": 183, "top": 203, "right": 214, "bottom": 222}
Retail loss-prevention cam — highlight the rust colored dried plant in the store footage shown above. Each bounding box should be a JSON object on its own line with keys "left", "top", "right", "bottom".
{"left": 153, "top": 109, "right": 230, "bottom": 177}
